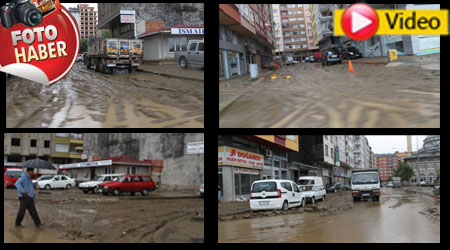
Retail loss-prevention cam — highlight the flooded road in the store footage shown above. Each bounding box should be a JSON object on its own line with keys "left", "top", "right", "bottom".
{"left": 6, "top": 63, "right": 204, "bottom": 128}
{"left": 218, "top": 188, "right": 440, "bottom": 243}
{"left": 219, "top": 54, "right": 439, "bottom": 128}
{"left": 4, "top": 188, "right": 204, "bottom": 243}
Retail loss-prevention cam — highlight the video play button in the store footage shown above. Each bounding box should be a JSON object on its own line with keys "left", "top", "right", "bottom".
{"left": 341, "top": 4, "right": 379, "bottom": 40}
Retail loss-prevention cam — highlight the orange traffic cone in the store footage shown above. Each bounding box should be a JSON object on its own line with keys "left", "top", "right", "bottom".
{"left": 348, "top": 60, "right": 355, "bottom": 73}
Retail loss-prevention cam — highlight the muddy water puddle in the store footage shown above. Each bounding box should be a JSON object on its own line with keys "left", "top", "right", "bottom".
{"left": 219, "top": 195, "right": 440, "bottom": 243}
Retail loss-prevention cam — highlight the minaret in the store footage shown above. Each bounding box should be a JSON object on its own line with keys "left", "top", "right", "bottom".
{"left": 407, "top": 136, "right": 412, "bottom": 155}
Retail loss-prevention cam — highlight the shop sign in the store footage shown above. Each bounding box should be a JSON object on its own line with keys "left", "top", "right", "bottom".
{"left": 233, "top": 167, "right": 239, "bottom": 173}
{"left": 120, "top": 14, "right": 135, "bottom": 23}
{"left": 322, "top": 168, "right": 329, "bottom": 177}
{"left": 60, "top": 160, "right": 112, "bottom": 169}
{"left": 171, "top": 27, "right": 204, "bottom": 35}
{"left": 218, "top": 146, "right": 264, "bottom": 169}
{"left": 187, "top": 141, "right": 204, "bottom": 154}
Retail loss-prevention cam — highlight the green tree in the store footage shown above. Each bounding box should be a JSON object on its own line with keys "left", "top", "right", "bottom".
{"left": 80, "top": 38, "right": 87, "bottom": 53}
{"left": 394, "top": 162, "right": 415, "bottom": 182}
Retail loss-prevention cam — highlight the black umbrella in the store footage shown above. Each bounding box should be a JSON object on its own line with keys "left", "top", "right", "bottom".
{"left": 22, "top": 159, "right": 56, "bottom": 170}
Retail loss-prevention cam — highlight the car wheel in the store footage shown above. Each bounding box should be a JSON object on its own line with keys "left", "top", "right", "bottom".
{"left": 45, "top": 185, "right": 51, "bottom": 190}
{"left": 180, "top": 57, "right": 188, "bottom": 69}
{"left": 94, "top": 187, "right": 99, "bottom": 194}
{"left": 113, "top": 189, "right": 121, "bottom": 196}
{"left": 282, "top": 201, "right": 289, "bottom": 210}
{"left": 66, "top": 184, "right": 72, "bottom": 189}
{"left": 301, "top": 198, "right": 306, "bottom": 208}
{"left": 141, "top": 189, "right": 149, "bottom": 196}
{"left": 311, "top": 197, "right": 315, "bottom": 205}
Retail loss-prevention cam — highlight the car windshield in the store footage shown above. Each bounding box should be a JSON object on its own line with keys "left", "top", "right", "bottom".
{"left": 7, "top": 170, "right": 23, "bottom": 178}
{"left": 298, "top": 179, "right": 314, "bottom": 185}
{"left": 347, "top": 47, "right": 359, "bottom": 53}
{"left": 352, "top": 173, "right": 379, "bottom": 184}
{"left": 93, "top": 176, "right": 103, "bottom": 181}
{"left": 116, "top": 176, "right": 127, "bottom": 182}
{"left": 252, "top": 182, "right": 277, "bottom": 192}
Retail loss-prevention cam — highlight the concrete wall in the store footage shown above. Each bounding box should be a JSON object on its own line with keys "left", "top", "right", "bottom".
{"left": 83, "top": 133, "right": 204, "bottom": 190}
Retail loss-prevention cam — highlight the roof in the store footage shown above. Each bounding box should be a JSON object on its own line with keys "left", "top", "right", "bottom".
{"left": 102, "top": 155, "right": 152, "bottom": 165}
{"left": 137, "top": 24, "right": 204, "bottom": 39}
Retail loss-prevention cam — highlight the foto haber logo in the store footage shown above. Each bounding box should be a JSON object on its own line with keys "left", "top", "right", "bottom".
{"left": 0, "top": 0, "right": 80, "bottom": 85}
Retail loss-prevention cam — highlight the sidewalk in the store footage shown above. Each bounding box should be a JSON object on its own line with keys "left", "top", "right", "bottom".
{"left": 343, "top": 53, "right": 440, "bottom": 67}
{"left": 138, "top": 63, "right": 204, "bottom": 82}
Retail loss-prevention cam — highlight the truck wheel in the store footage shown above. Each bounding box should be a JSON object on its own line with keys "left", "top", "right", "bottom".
{"left": 99, "top": 60, "right": 105, "bottom": 73}
{"left": 130, "top": 66, "right": 138, "bottom": 73}
{"left": 179, "top": 57, "right": 188, "bottom": 69}
{"left": 86, "top": 58, "right": 91, "bottom": 69}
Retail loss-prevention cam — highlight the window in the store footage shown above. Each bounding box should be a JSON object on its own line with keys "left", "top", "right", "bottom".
{"left": 127, "top": 167, "right": 136, "bottom": 174}
{"left": 44, "top": 140, "right": 50, "bottom": 148}
{"left": 70, "top": 133, "right": 83, "bottom": 139}
{"left": 301, "top": 37, "right": 306, "bottom": 41}
{"left": 197, "top": 43, "right": 204, "bottom": 52}
{"left": 288, "top": 4, "right": 295, "bottom": 8}
{"left": 134, "top": 176, "right": 142, "bottom": 182}
{"left": 273, "top": 16, "right": 279, "bottom": 21}
{"left": 282, "top": 18, "right": 288, "bottom": 23}
{"left": 189, "top": 42, "right": 197, "bottom": 51}
{"left": 288, "top": 10, "right": 296, "bottom": 15}
{"left": 11, "top": 138, "right": 21, "bottom": 146}
{"left": 240, "top": 4, "right": 249, "bottom": 20}
{"left": 297, "top": 4, "right": 303, "bottom": 8}
{"left": 289, "top": 17, "right": 296, "bottom": 21}
{"left": 168, "top": 37, "right": 188, "bottom": 53}
{"left": 56, "top": 144, "right": 69, "bottom": 152}
{"left": 56, "top": 133, "right": 68, "bottom": 137}
{"left": 300, "top": 24, "right": 305, "bottom": 28}
{"left": 30, "top": 139, "right": 37, "bottom": 147}
{"left": 249, "top": 8, "right": 254, "bottom": 25}
{"left": 301, "top": 30, "right": 305, "bottom": 34}
{"left": 297, "top": 10, "right": 303, "bottom": 14}
{"left": 298, "top": 17, "right": 304, "bottom": 21}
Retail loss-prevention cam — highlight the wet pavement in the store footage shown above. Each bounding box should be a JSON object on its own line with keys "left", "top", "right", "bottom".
{"left": 219, "top": 54, "right": 440, "bottom": 128}
{"left": 6, "top": 62, "right": 204, "bottom": 128}
{"left": 218, "top": 187, "right": 440, "bottom": 243}
{"left": 4, "top": 188, "right": 204, "bottom": 243}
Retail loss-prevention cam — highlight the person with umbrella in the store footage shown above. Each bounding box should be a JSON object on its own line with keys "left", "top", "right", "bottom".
{"left": 15, "top": 167, "right": 42, "bottom": 228}
{"left": 14, "top": 159, "right": 55, "bottom": 228}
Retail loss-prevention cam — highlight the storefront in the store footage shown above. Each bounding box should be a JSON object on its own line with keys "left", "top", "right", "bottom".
{"left": 289, "top": 161, "right": 321, "bottom": 183}
{"left": 60, "top": 156, "right": 154, "bottom": 184}
{"left": 138, "top": 25, "right": 204, "bottom": 63}
{"left": 218, "top": 146, "right": 264, "bottom": 202}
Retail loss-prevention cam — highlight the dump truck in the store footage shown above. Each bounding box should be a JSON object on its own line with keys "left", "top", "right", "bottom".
{"left": 84, "top": 38, "right": 143, "bottom": 74}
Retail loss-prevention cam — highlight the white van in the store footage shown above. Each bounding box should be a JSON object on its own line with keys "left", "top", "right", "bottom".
{"left": 298, "top": 176, "right": 326, "bottom": 204}
{"left": 250, "top": 179, "right": 306, "bottom": 211}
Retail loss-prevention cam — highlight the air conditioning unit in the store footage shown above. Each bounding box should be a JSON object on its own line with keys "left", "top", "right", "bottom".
{"left": 266, "top": 149, "right": 272, "bottom": 157}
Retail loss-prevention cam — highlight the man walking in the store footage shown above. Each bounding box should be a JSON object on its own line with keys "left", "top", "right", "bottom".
{"left": 15, "top": 168, "right": 42, "bottom": 228}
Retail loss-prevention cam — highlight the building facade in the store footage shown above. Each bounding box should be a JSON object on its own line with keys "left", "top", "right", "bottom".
{"left": 404, "top": 135, "right": 440, "bottom": 183}
{"left": 219, "top": 4, "right": 275, "bottom": 80}
{"left": 4, "top": 133, "right": 53, "bottom": 164}
{"left": 79, "top": 4, "right": 99, "bottom": 39}
{"left": 374, "top": 154, "right": 399, "bottom": 183}
{"left": 278, "top": 4, "right": 318, "bottom": 61}
{"left": 271, "top": 4, "right": 284, "bottom": 59}
{"left": 354, "top": 136, "right": 372, "bottom": 169}
{"left": 218, "top": 135, "right": 298, "bottom": 202}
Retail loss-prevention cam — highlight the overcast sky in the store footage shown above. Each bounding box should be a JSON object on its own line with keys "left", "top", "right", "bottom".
{"left": 365, "top": 136, "right": 427, "bottom": 154}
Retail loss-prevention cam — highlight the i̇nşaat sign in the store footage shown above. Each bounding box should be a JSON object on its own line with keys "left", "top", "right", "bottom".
{"left": 0, "top": 0, "right": 80, "bottom": 85}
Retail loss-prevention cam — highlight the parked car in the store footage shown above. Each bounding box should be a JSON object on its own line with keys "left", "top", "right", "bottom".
{"left": 420, "top": 181, "right": 427, "bottom": 185}
{"left": 200, "top": 183, "right": 204, "bottom": 197}
{"left": 300, "top": 184, "right": 326, "bottom": 204}
{"left": 4, "top": 168, "right": 24, "bottom": 188}
{"left": 78, "top": 174, "right": 123, "bottom": 194}
{"left": 386, "top": 181, "right": 393, "bottom": 187}
{"left": 322, "top": 49, "right": 342, "bottom": 66}
{"left": 98, "top": 174, "right": 157, "bottom": 196}
{"left": 250, "top": 179, "right": 306, "bottom": 211}
{"left": 309, "top": 56, "right": 314, "bottom": 63}
{"left": 343, "top": 46, "right": 362, "bottom": 59}
{"left": 37, "top": 175, "right": 76, "bottom": 190}
{"left": 286, "top": 56, "right": 294, "bottom": 65}
{"left": 32, "top": 175, "right": 55, "bottom": 185}
{"left": 175, "top": 40, "right": 204, "bottom": 69}
{"left": 343, "top": 184, "right": 351, "bottom": 190}
{"left": 326, "top": 183, "right": 344, "bottom": 193}
{"left": 76, "top": 53, "right": 84, "bottom": 62}
{"left": 304, "top": 56, "right": 309, "bottom": 62}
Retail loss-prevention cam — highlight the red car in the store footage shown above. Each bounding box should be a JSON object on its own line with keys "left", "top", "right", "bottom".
{"left": 4, "top": 168, "right": 24, "bottom": 188}
{"left": 98, "top": 174, "right": 157, "bottom": 196}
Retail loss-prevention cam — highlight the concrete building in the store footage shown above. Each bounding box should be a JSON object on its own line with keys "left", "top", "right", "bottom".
{"left": 51, "top": 133, "right": 84, "bottom": 165}
{"left": 354, "top": 136, "right": 372, "bottom": 169}
{"left": 218, "top": 135, "right": 298, "bottom": 202}
{"left": 374, "top": 153, "right": 399, "bottom": 183}
{"left": 67, "top": 6, "right": 81, "bottom": 32}
{"left": 97, "top": 3, "right": 203, "bottom": 63}
{"left": 404, "top": 135, "right": 440, "bottom": 183}
{"left": 219, "top": 4, "right": 275, "bottom": 80}
{"left": 310, "top": 4, "right": 339, "bottom": 51}
{"left": 278, "top": 4, "right": 319, "bottom": 61}
{"left": 4, "top": 133, "right": 53, "bottom": 164}
{"left": 271, "top": 4, "right": 285, "bottom": 63}
{"left": 82, "top": 133, "right": 204, "bottom": 190}
{"left": 79, "top": 4, "right": 98, "bottom": 39}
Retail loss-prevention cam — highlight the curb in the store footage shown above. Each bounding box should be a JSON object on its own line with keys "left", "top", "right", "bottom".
{"left": 138, "top": 68, "right": 203, "bottom": 82}
{"left": 343, "top": 61, "right": 388, "bottom": 65}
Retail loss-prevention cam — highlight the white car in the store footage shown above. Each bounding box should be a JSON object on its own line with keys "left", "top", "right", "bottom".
{"left": 78, "top": 174, "right": 123, "bottom": 194}
{"left": 250, "top": 179, "right": 306, "bottom": 211}
{"left": 300, "top": 185, "right": 326, "bottom": 204}
{"left": 199, "top": 184, "right": 204, "bottom": 197}
{"left": 37, "top": 175, "right": 76, "bottom": 190}
{"left": 32, "top": 175, "right": 55, "bottom": 185}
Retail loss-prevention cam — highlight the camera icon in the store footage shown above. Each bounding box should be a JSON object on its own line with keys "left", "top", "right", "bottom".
{"left": 0, "top": 0, "right": 43, "bottom": 28}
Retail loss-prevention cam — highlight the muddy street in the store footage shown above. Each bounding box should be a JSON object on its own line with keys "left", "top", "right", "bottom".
{"left": 219, "top": 54, "right": 440, "bottom": 128}
{"left": 6, "top": 62, "right": 204, "bottom": 128}
{"left": 218, "top": 187, "right": 440, "bottom": 243}
{"left": 4, "top": 188, "right": 204, "bottom": 243}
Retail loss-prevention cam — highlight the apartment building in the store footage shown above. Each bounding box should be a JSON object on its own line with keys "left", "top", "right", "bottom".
{"left": 219, "top": 4, "right": 275, "bottom": 80}
{"left": 277, "top": 4, "right": 318, "bottom": 61}
{"left": 271, "top": 4, "right": 284, "bottom": 59}
{"left": 354, "top": 136, "right": 372, "bottom": 169}
{"left": 79, "top": 4, "right": 99, "bottom": 39}
{"left": 375, "top": 154, "right": 398, "bottom": 182}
